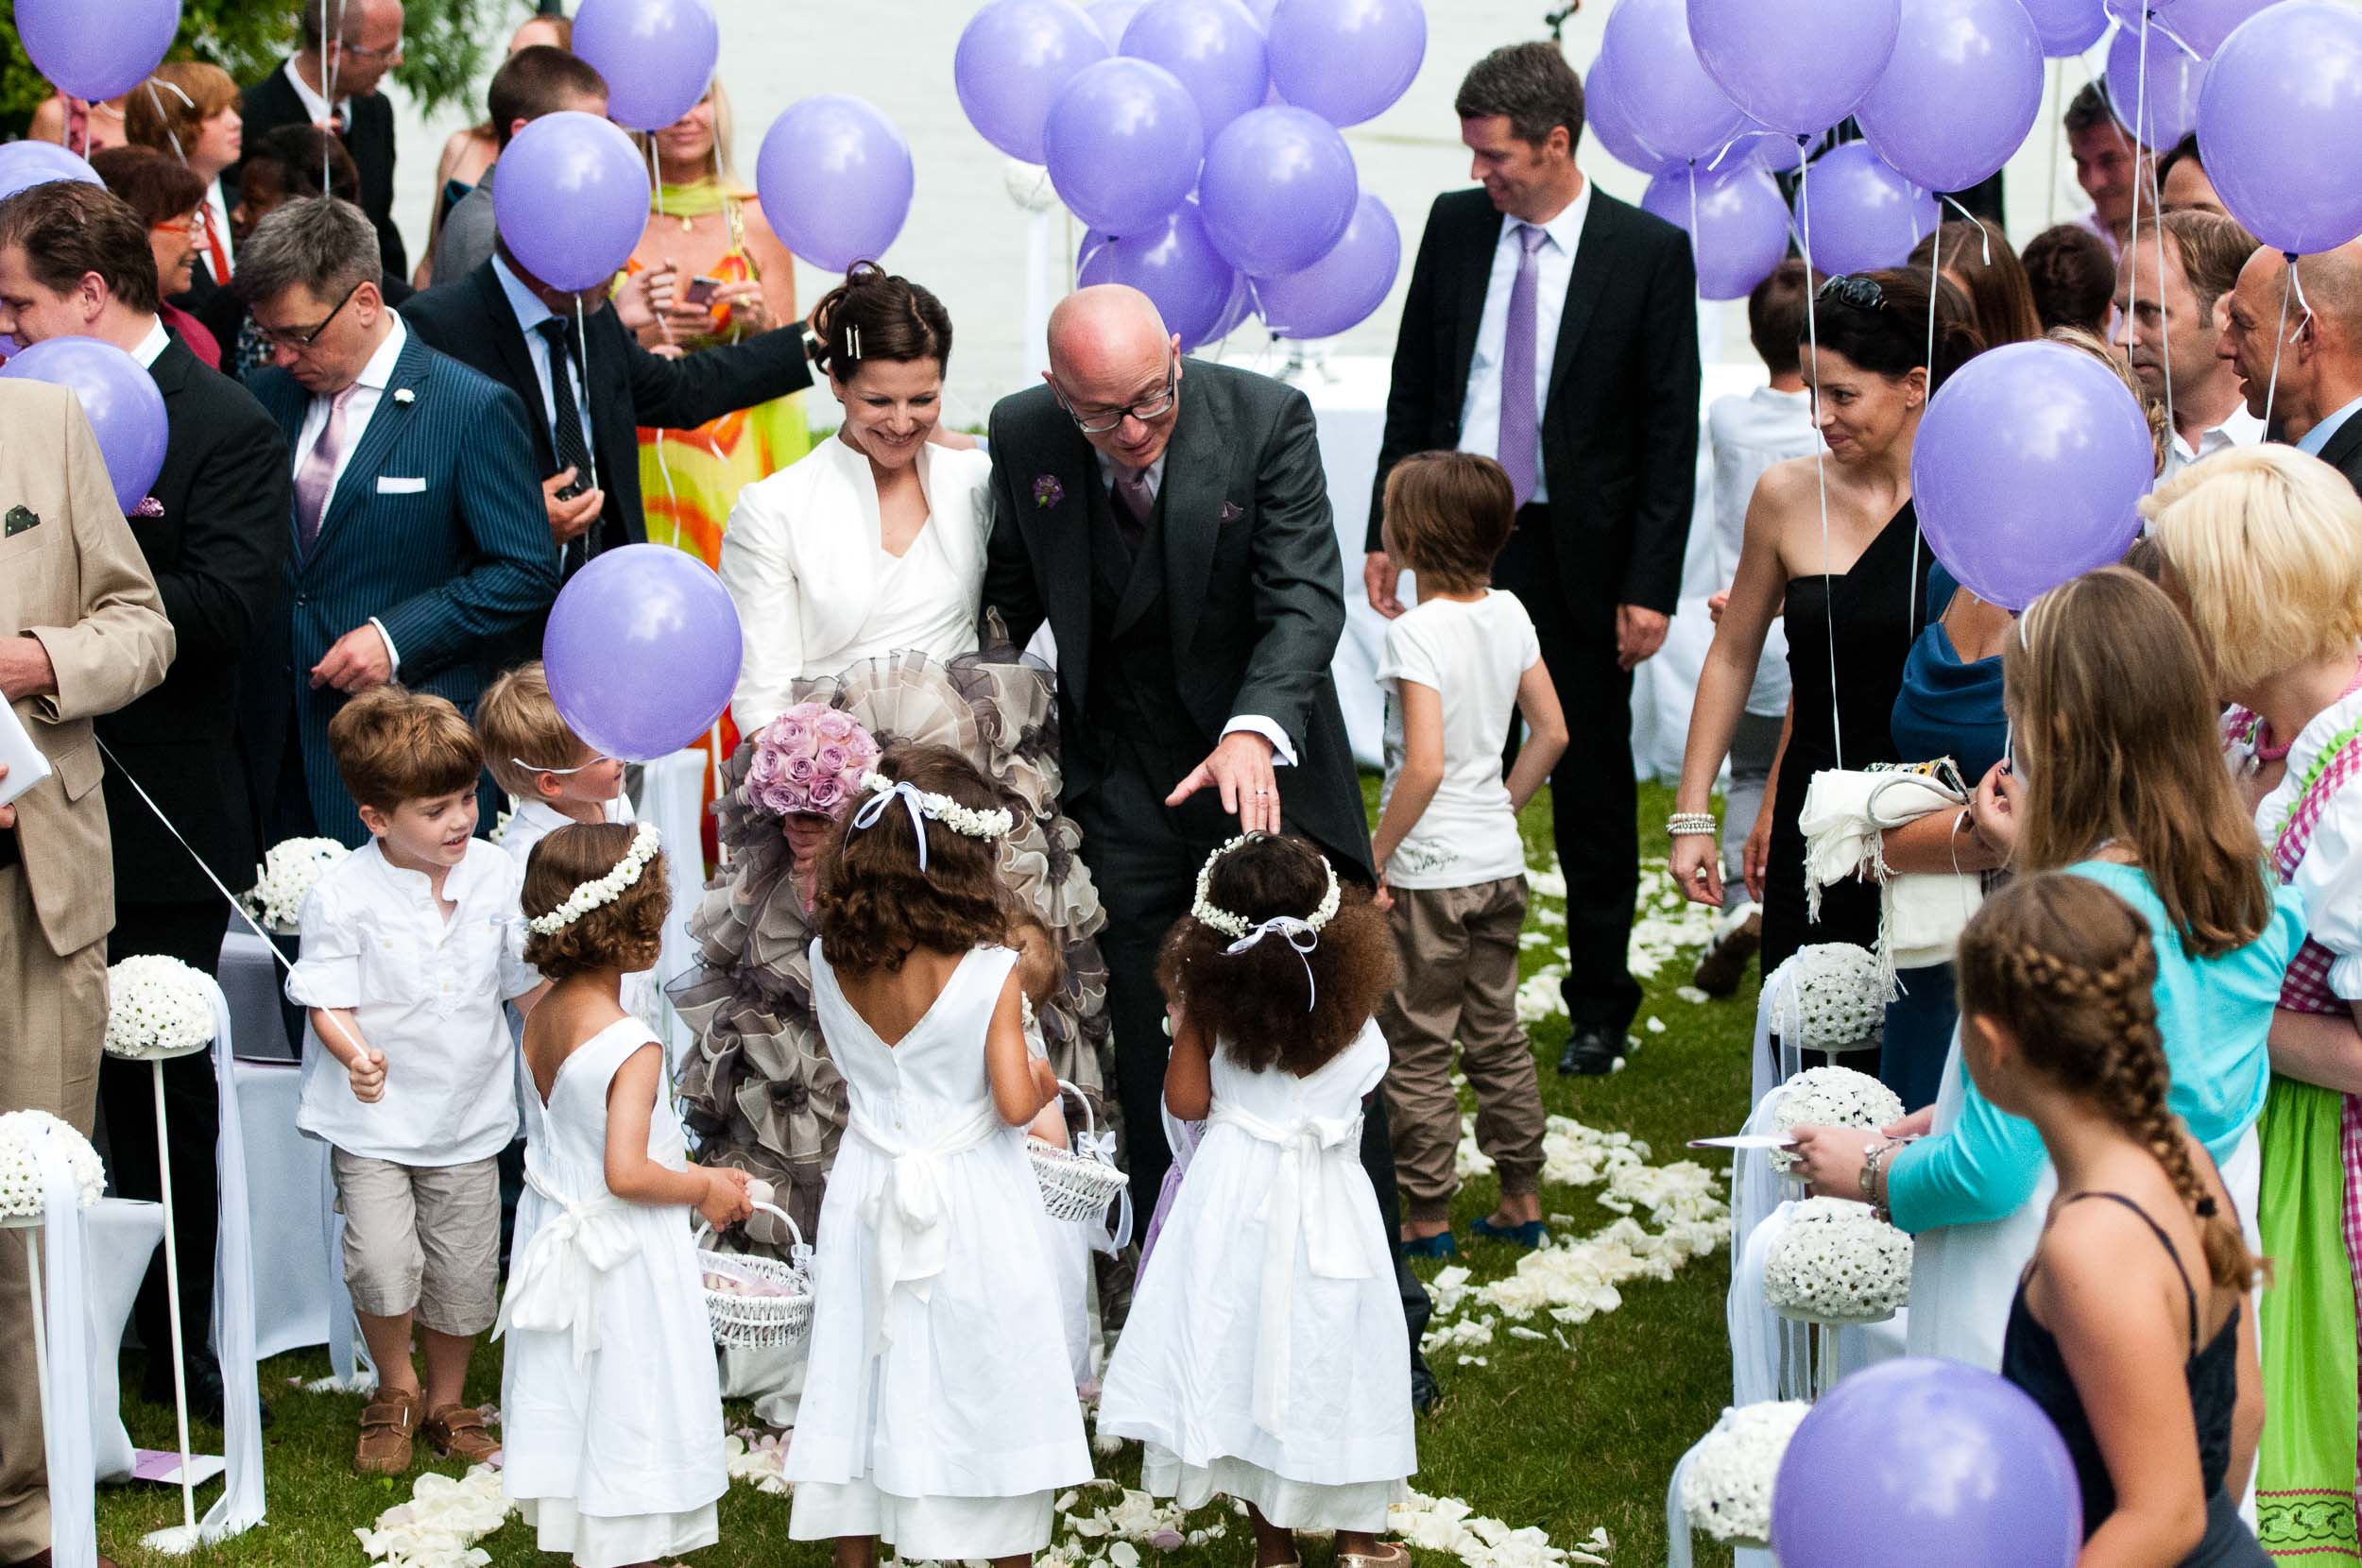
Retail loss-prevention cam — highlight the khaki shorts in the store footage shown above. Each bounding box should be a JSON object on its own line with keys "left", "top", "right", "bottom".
{"left": 330, "top": 1149, "right": 501, "bottom": 1336}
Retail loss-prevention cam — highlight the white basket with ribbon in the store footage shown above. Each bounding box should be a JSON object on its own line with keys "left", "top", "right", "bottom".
{"left": 1029, "top": 1081, "right": 1130, "bottom": 1231}
{"left": 695, "top": 1201, "right": 814, "bottom": 1352}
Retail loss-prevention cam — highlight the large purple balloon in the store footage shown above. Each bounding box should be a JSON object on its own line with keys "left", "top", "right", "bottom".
{"left": 571, "top": 0, "right": 719, "bottom": 132}
{"left": 1642, "top": 162, "right": 1790, "bottom": 300}
{"left": 1121, "top": 0, "right": 1270, "bottom": 140}
{"left": 957, "top": 0, "right": 1110, "bottom": 162}
{"left": 1774, "top": 1359, "right": 2080, "bottom": 1568}
{"left": 1044, "top": 58, "right": 1206, "bottom": 236}
{"left": 1600, "top": 0, "right": 1749, "bottom": 161}
{"left": 1265, "top": 0, "right": 1426, "bottom": 128}
{"left": 1077, "top": 201, "right": 1240, "bottom": 349}
{"left": 16, "top": 0, "right": 179, "bottom": 104}
{"left": 1857, "top": 0, "right": 2045, "bottom": 193}
{"left": 2157, "top": 0, "right": 2270, "bottom": 57}
{"left": 1583, "top": 51, "right": 1673, "bottom": 174}
{"left": 2199, "top": 1, "right": 2362, "bottom": 254}
{"left": 493, "top": 112, "right": 651, "bottom": 293}
{"left": 757, "top": 96, "right": 916, "bottom": 273}
{"left": 1689, "top": 0, "right": 1902, "bottom": 135}
{"left": 0, "top": 142, "right": 101, "bottom": 206}
{"left": 544, "top": 546, "right": 744, "bottom": 763}
{"left": 1796, "top": 141, "right": 1936, "bottom": 274}
{"left": 2021, "top": 0, "right": 2109, "bottom": 54}
{"left": 1914, "top": 340, "right": 2154, "bottom": 612}
{"left": 0, "top": 336, "right": 169, "bottom": 513}
{"left": 1198, "top": 105, "right": 1358, "bottom": 275}
{"left": 1088, "top": 0, "right": 1148, "bottom": 44}
{"left": 1253, "top": 190, "right": 1400, "bottom": 338}
{"left": 2105, "top": 19, "right": 2206, "bottom": 149}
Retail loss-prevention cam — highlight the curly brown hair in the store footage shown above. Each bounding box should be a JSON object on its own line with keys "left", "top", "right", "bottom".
{"left": 1155, "top": 835, "right": 1393, "bottom": 1077}
{"left": 813, "top": 744, "right": 1010, "bottom": 975}
{"left": 522, "top": 823, "right": 671, "bottom": 982}
{"left": 1956, "top": 872, "right": 2264, "bottom": 1291}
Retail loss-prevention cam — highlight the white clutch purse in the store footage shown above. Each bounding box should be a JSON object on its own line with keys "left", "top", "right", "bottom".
{"left": 1797, "top": 763, "right": 1985, "bottom": 973}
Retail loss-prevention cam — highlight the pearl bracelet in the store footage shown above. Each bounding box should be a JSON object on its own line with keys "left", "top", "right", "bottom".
{"left": 1668, "top": 812, "right": 1719, "bottom": 839}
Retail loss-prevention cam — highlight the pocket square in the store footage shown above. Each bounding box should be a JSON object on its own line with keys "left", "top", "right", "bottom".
{"left": 130, "top": 496, "right": 165, "bottom": 519}
{"left": 3, "top": 505, "right": 39, "bottom": 538}
{"left": 375, "top": 476, "right": 427, "bottom": 496}
{"left": 1220, "top": 501, "right": 1245, "bottom": 523}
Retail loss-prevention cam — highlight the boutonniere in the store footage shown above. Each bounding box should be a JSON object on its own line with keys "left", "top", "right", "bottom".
{"left": 130, "top": 497, "right": 164, "bottom": 519}
{"left": 392, "top": 387, "right": 416, "bottom": 407}
{"left": 1219, "top": 501, "right": 1244, "bottom": 524}
{"left": 2, "top": 505, "right": 39, "bottom": 538}
{"left": 1032, "top": 474, "right": 1064, "bottom": 510}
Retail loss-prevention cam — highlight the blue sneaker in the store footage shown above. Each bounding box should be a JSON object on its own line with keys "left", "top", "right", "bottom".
{"left": 1401, "top": 1231, "right": 1459, "bottom": 1259}
{"left": 1470, "top": 1217, "right": 1550, "bottom": 1249}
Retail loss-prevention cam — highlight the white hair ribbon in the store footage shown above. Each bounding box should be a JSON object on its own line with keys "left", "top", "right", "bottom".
{"left": 1224, "top": 916, "right": 1321, "bottom": 1012}
{"left": 852, "top": 777, "right": 932, "bottom": 872}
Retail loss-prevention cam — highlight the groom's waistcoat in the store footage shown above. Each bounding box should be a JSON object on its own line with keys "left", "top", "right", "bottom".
{"left": 1084, "top": 473, "right": 1198, "bottom": 771}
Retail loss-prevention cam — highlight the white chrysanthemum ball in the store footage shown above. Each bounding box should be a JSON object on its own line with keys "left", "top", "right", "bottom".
{"left": 1683, "top": 1400, "right": 1812, "bottom": 1547}
{"left": 1763, "top": 1196, "right": 1913, "bottom": 1324}
{"left": 242, "top": 836, "right": 350, "bottom": 933}
{"left": 1770, "top": 943, "right": 1890, "bottom": 1053}
{"left": 104, "top": 954, "right": 216, "bottom": 1060}
{"left": 1769, "top": 1065, "right": 1906, "bottom": 1176}
{"left": 0, "top": 1111, "right": 105, "bottom": 1220}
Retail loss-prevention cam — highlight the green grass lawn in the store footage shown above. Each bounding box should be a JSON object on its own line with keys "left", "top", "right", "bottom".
{"left": 93, "top": 781, "right": 1756, "bottom": 1567}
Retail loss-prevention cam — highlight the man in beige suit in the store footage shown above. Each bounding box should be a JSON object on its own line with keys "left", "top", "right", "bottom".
{"left": 0, "top": 377, "right": 174, "bottom": 1568}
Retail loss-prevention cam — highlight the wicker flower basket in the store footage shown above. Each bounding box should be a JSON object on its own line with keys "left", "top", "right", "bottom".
{"left": 1029, "top": 1081, "right": 1129, "bottom": 1226}
{"left": 695, "top": 1201, "right": 815, "bottom": 1351}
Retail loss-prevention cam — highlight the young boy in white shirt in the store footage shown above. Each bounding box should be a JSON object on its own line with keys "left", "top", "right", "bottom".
{"left": 286, "top": 685, "right": 542, "bottom": 1475}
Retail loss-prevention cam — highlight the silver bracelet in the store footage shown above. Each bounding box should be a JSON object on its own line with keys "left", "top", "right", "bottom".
{"left": 1862, "top": 1140, "right": 1892, "bottom": 1223}
{"left": 1668, "top": 811, "right": 1719, "bottom": 839}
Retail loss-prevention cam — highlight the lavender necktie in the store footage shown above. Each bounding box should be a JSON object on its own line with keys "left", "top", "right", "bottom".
{"left": 1497, "top": 222, "right": 1549, "bottom": 510}
{"left": 294, "top": 383, "right": 358, "bottom": 558}
{"left": 1113, "top": 464, "right": 1155, "bottom": 554}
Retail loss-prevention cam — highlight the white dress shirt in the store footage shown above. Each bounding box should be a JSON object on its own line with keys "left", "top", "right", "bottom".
{"left": 1456, "top": 179, "right": 1592, "bottom": 506}
{"left": 201, "top": 180, "right": 235, "bottom": 277}
{"left": 294, "top": 315, "right": 410, "bottom": 671}
{"left": 1091, "top": 450, "right": 1297, "bottom": 766}
{"left": 490, "top": 252, "right": 595, "bottom": 457}
{"left": 282, "top": 56, "right": 350, "bottom": 129}
{"left": 2160, "top": 403, "right": 2266, "bottom": 483}
{"left": 129, "top": 316, "right": 171, "bottom": 370}
{"left": 2299, "top": 394, "right": 2362, "bottom": 460}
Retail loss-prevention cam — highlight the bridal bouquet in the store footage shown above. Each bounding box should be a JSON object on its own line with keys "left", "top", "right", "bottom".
{"left": 1769, "top": 943, "right": 1891, "bottom": 1054}
{"left": 0, "top": 1110, "right": 105, "bottom": 1221}
{"left": 1769, "top": 1065, "right": 1905, "bottom": 1176}
{"left": 745, "top": 703, "right": 881, "bottom": 819}
{"left": 104, "top": 954, "right": 215, "bottom": 1060}
{"left": 1763, "top": 1196, "right": 1913, "bottom": 1324}
{"left": 242, "top": 836, "right": 351, "bottom": 933}
{"left": 1683, "top": 1400, "right": 1812, "bottom": 1547}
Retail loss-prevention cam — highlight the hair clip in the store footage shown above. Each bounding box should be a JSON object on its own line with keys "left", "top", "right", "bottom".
{"left": 847, "top": 324, "right": 862, "bottom": 362}
{"left": 2195, "top": 1197, "right": 2218, "bottom": 1219}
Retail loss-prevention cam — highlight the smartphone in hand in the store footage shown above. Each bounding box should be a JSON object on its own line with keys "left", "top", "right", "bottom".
{"left": 682, "top": 275, "right": 725, "bottom": 307}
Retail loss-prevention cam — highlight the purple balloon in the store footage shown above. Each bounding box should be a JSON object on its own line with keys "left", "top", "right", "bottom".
{"left": 0, "top": 336, "right": 169, "bottom": 513}
{"left": 1642, "top": 162, "right": 1791, "bottom": 300}
{"left": 1914, "top": 340, "right": 2154, "bottom": 612}
{"left": 1689, "top": 0, "right": 1902, "bottom": 135}
{"left": 544, "top": 546, "right": 743, "bottom": 762}
{"left": 1044, "top": 58, "right": 1206, "bottom": 236}
{"left": 1265, "top": 0, "right": 1427, "bottom": 128}
{"left": 2105, "top": 18, "right": 2206, "bottom": 149}
{"left": 1774, "top": 1359, "right": 2081, "bottom": 1568}
{"left": 1121, "top": 0, "right": 1270, "bottom": 140}
{"left": 1088, "top": 0, "right": 1148, "bottom": 43}
{"left": 757, "top": 96, "right": 916, "bottom": 274}
{"left": 1253, "top": 190, "right": 1400, "bottom": 338}
{"left": 1857, "top": 0, "right": 2045, "bottom": 193}
{"left": 1795, "top": 141, "right": 1936, "bottom": 273}
{"left": 1077, "top": 201, "right": 1240, "bottom": 348}
{"left": 2198, "top": 0, "right": 2362, "bottom": 254}
{"left": 1198, "top": 104, "right": 1359, "bottom": 275}
{"left": 0, "top": 142, "right": 102, "bottom": 206}
{"left": 1600, "top": 0, "right": 1750, "bottom": 160}
{"left": 492, "top": 112, "right": 651, "bottom": 293}
{"left": 16, "top": 0, "right": 178, "bottom": 104}
{"left": 957, "top": 0, "right": 1111, "bottom": 162}
{"left": 1749, "top": 119, "right": 1819, "bottom": 173}
{"left": 2156, "top": 0, "right": 2270, "bottom": 57}
{"left": 1583, "top": 51, "right": 1674, "bottom": 174}
{"left": 571, "top": 0, "right": 719, "bottom": 132}
{"left": 2022, "top": 0, "right": 2109, "bottom": 55}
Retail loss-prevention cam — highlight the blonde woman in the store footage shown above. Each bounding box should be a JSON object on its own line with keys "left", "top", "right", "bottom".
{"left": 123, "top": 62, "right": 243, "bottom": 298}
{"left": 2148, "top": 445, "right": 2362, "bottom": 1565}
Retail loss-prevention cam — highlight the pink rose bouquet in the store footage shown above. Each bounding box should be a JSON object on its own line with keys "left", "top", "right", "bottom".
{"left": 746, "top": 703, "right": 880, "bottom": 819}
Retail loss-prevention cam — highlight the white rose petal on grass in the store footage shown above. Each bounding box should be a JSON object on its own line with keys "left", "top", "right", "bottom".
{"left": 1675, "top": 984, "right": 1711, "bottom": 1004}
{"left": 1645, "top": 1015, "right": 1667, "bottom": 1033}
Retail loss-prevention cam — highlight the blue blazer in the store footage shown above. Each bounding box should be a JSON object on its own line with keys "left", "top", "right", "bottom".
{"left": 246, "top": 327, "right": 557, "bottom": 844}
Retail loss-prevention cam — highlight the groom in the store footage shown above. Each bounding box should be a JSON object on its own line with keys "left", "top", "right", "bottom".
{"left": 984, "top": 286, "right": 1431, "bottom": 1393}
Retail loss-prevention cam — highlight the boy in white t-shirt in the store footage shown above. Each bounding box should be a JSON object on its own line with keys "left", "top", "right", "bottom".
{"left": 286, "top": 686, "right": 543, "bottom": 1474}
{"left": 1369, "top": 452, "right": 1569, "bottom": 1259}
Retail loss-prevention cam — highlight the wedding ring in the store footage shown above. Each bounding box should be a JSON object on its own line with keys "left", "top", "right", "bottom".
{"left": 1254, "top": 787, "right": 1271, "bottom": 796}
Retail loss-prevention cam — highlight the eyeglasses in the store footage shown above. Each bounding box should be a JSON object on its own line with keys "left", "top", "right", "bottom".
{"left": 337, "top": 37, "right": 402, "bottom": 61}
{"left": 1053, "top": 352, "right": 1178, "bottom": 435}
{"left": 254, "top": 278, "right": 362, "bottom": 350}
{"left": 152, "top": 213, "right": 203, "bottom": 240}
{"left": 1818, "top": 274, "right": 1885, "bottom": 312}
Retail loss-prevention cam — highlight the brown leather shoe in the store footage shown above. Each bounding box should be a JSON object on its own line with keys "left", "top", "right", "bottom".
{"left": 424, "top": 1402, "right": 501, "bottom": 1465}
{"left": 354, "top": 1386, "right": 419, "bottom": 1474}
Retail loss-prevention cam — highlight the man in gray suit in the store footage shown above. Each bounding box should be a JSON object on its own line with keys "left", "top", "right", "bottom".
{"left": 237, "top": 197, "right": 556, "bottom": 845}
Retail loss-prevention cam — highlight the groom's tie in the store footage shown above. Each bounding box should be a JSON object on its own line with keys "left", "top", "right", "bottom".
{"left": 1113, "top": 464, "right": 1155, "bottom": 555}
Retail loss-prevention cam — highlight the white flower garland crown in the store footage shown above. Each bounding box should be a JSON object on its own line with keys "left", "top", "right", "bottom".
{"left": 851, "top": 771, "right": 1015, "bottom": 871}
{"left": 1189, "top": 835, "right": 1343, "bottom": 941}
{"left": 527, "top": 822, "right": 662, "bottom": 936}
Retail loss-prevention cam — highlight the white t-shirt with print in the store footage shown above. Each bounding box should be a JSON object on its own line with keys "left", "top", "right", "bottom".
{"left": 1376, "top": 589, "right": 1542, "bottom": 891}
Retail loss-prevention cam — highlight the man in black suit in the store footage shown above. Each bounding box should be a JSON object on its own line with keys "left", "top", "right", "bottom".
{"left": 240, "top": 0, "right": 408, "bottom": 281}
{"left": 2221, "top": 240, "right": 2362, "bottom": 494}
{"left": 0, "top": 181, "right": 290, "bottom": 1420}
{"left": 1369, "top": 42, "right": 1700, "bottom": 1077}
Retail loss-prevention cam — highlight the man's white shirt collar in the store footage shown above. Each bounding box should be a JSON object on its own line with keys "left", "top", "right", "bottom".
{"left": 283, "top": 56, "right": 351, "bottom": 128}
{"left": 490, "top": 252, "right": 556, "bottom": 334}
{"left": 130, "top": 317, "right": 172, "bottom": 370}
{"left": 2170, "top": 403, "right": 2266, "bottom": 464}
{"left": 348, "top": 313, "right": 407, "bottom": 399}
{"left": 1498, "top": 175, "right": 1591, "bottom": 259}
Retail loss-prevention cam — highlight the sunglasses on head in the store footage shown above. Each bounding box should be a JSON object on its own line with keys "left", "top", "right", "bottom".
{"left": 1818, "top": 274, "right": 1885, "bottom": 312}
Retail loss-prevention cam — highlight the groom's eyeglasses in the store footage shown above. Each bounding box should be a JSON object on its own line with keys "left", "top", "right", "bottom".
{"left": 1055, "top": 352, "right": 1179, "bottom": 435}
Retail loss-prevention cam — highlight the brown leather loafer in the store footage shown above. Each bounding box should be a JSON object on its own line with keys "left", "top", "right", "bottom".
{"left": 354, "top": 1386, "right": 419, "bottom": 1474}
{"left": 424, "top": 1403, "right": 501, "bottom": 1465}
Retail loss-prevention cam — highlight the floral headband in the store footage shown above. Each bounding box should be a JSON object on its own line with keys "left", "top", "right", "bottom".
{"left": 1190, "top": 836, "right": 1342, "bottom": 1012}
{"left": 849, "top": 772, "right": 1014, "bottom": 872}
{"left": 527, "top": 822, "right": 661, "bottom": 936}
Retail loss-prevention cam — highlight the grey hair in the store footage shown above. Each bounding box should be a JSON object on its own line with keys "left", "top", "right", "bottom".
{"left": 233, "top": 196, "right": 379, "bottom": 307}
{"left": 298, "top": 0, "right": 372, "bottom": 50}
{"left": 1454, "top": 42, "right": 1585, "bottom": 151}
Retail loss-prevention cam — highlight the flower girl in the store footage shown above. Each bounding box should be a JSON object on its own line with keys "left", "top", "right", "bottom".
{"left": 496, "top": 822, "right": 754, "bottom": 1568}
{"left": 787, "top": 745, "right": 1091, "bottom": 1565}
{"left": 1099, "top": 834, "right": 1415, "bottom": 1568}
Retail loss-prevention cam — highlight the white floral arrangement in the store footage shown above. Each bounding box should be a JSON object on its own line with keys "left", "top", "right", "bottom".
{"left": 0, "top": 1110, "right": 105, "bottom": 1220}
{"left": 1763, "top": 1196, "right": 1913, "bottom": 1324}
{"left": 1190, "top": 835, "right": 1342, "bottom": 941}
{"left": 242, "top": 836, "right": 351, "bottom": 933}
{"left": 104, "top": 954, "right": 216, "bottom": 1061}
{"left": 526, "top": 822, "right": 661, "bottom": 936}
{"left": 857, "top": 771, "right": 1015, "bottom": 843}
{"left": 1683, "top": 1400, "right": 1812, "bottom": 1547}
{"left": 1768, "top": 1065, "right": 1905, "bottom": 1176}
{"left": 1769, "top": 943, "right": 1891, "bottom": 1052}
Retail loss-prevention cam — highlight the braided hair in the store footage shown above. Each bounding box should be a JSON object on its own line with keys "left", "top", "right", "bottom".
{"left": 1956, "top": 873, "right": 2263, "bottom": 1292}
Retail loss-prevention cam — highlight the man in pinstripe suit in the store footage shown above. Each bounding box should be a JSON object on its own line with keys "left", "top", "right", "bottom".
{"left": 235, "top": 196, "right": 556, "bottom": 847}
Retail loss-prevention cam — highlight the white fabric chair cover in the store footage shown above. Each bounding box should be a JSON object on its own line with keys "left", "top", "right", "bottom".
{"left": 32, "top": 1126, "right": 98, "bottom": 1567}
{"left": 198, "top": 979, "right": 265, "bottom": 1540}
{"left": 85, "top": 1199, "right": 163, "bottom": 1479}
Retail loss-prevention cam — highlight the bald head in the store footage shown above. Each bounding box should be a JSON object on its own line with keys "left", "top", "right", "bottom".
{"left": 2219, "top": 241, "right": 2362, "bottom": 436}
{"left": 1044, "top": 283, "right": 1185, "bottom": 470}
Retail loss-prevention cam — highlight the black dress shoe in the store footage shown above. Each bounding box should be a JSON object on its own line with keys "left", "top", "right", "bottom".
{"left": 1411, "top": 1360, "right": 1442, "bottom": 1413}
{"left": 142, "top": 1352, "right": 270, "bottom": 1427}
{"left": 1557, "top": 1023, "right": 1624, "bottom": 1077}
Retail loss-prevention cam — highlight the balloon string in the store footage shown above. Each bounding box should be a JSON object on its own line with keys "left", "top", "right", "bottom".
{"left": 2045, "top": 59, "right": 2063, "bottom": 230}
{"left": 1686, "top": 161, "right": 1701, "bottom": 287}
{"left": 2124, "top": 10, "right": 2148, "bottom": 405}
{"left": 2263, "top": 254, "right": 2294, "bottom": 435}
{"left": 2144, "top": 138, "right": 2174, "bottom": 458}
{"left": 1937, "top": 198, "right": 1993, "bottom": 261}
{"left": 1914, "top": 220, "right": 1937, "bottom": 645}
{"left": 574, "top": 295, "right": 603, "bottom": 500}
{"left": 651, "top": 139, "right": 665, "bottom": 220}
{"left": 1798, "top": 140, "right": 1843, "bottom": 773}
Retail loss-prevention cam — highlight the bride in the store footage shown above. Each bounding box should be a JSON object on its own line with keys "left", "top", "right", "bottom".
{"left": 679, "top": 263, "right": 1109, "bottom": 1248}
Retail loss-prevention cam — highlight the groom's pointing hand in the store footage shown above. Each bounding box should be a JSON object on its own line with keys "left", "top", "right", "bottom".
{"left": 1168, "top": 732, "right": 1281, "bottom": 835}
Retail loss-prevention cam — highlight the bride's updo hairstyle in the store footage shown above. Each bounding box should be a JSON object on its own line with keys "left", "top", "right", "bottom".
{"left": 810, "top": 262, "right": 953, "bottom": 380}
{"left": 1806, "top": 266, "right": 1983, "bottom": 394}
